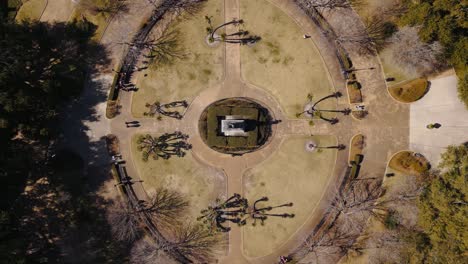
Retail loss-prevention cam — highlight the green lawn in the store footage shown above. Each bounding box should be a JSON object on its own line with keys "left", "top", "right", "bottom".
{"left": 242, "top": 135, "right": 338, "bottom": 257}
{"left": 240, "top": 0, "right": 335, "bottom": 118}
{"left": 131, "top": 0, "right": 225, "bottom": 117}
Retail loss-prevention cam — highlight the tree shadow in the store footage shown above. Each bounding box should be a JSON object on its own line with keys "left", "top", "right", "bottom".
{"left": 1, "top": 20, "right": 130, "bottom": 262}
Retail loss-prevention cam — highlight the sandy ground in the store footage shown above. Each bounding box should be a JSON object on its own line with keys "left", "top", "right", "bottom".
{"left": 130, "top": 134, "right": 226, "bottom": 219}
{"left": 243, "top": 135, "right": 337, "bottom": 257}
{"left": 240, "top": 0, "right": 335, "bottom": 118}
{"left": 40, "top": 0, "right": 75, "bottom": 22}
{"left": 15, "top": 0, "right": 47, "bottom": 21}
{"left": 131, "top": 0, "right": 225, "bottom": 117}
{"left": 409, "top": 74, "right": 468, "bottom": 166}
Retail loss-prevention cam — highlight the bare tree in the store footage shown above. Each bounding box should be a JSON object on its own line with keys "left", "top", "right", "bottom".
{"left": 143, "top": 188, "right": 189, "bottom": 228}
{"left": 108, "top": 200, "right": 141, "bottom": 242}
{"left": 78, "top": 0, "right": 128, "bottom": 17}
{"left": 303, "top": 0, "right": 363, "bottom": 11}
{"left": 168, "top": 223, "right": 221, "bottom": 263}
{"left": 146, "top": 0, "right": 206, "bottom": 15}
{"left": 130, "top": 238, "right": 174, "bottom": 264}
{"left": 136, "top": 132, "right": 192, "bottom": 161}
{"left": 383, "top": 26, "right": 445, "bottom": 76}
{"left": 120, "top": 29, "right": 185, "bottom": 67}
{"left": 364, "top": 230, "right": 409, "bottom": 264}
{"left": 144, "top": 100, "right": 188, "bottom": 119}
{"left": 330, "top": 178, "right": 385, "bottom": 226}
{"left": 337, "top": 15, "right": 395, "bottom": 53}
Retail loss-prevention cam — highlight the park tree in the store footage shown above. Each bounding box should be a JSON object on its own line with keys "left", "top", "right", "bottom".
{"left": 409, "top": 143, "right": 468, "bottom": 263}
{"left": 302, "top": 0, "right": 363, "bottom": 11}
{"left": 144, "top": 100, "right": 188, "bottom": 119}
{"left": 119, "top": 29, "right": 185, "bottom": 68}
{"left": 130, "top": 238, "right": 175, "bottom": 264}
{"left": 384, "top": 26, "right": 445, "bottom": 76}
{"left": 142, "top": 188, "right": 189, "bottom": 228}
{"left": 77, "top": 0, "right": 128, "bottom": 17}
{"left": 198, "top": 193, "right": 294, "bottom": 232}
{"left": 337, "top": 14, "right": 397, "bottom": 53}
{"left": 136, "top": 132, "right": 192, "bottom": 161}
{"left": 0, "top": 19, "right": 107, "bottom": 140}
{"left": 399, "top": 0, "right": 468, "bottom": 108}
{"left": 296, "top": 92, "right": 348, "bottom": 124}
{"left": 168, "top": 223, "right": 221, "bottom": 263}
{"left": 205, "top": 16, "right": 261, "bottom": 44}
{"left": 108, "top": 200, "right": 142, "bottom": 242}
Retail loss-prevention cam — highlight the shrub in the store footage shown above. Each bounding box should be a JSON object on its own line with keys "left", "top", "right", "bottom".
{"left": 384, "top": 210, "right": 400, "bottom": 230}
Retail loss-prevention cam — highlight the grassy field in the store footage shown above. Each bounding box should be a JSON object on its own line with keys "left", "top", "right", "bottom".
{"left": 243, "top": 135, "right": 337, "bottom": 257}
{"left": 15, "top": 0, "right": 46, "bottom": 21}
{"left": 240, "top": 0, "right": 335, "bottom": 118}
{"left": 131, "top": 0, "right": 224, "bottom": 117}
{"left": 388, "top": 78, "right": 429, "bottom": 103}
{"left": 131, "top": 134, "right": 226, "bottom": 220}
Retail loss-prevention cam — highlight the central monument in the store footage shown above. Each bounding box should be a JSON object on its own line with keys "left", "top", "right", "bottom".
{"left": 198, "top": 98, "right": 273, "bottom": 155}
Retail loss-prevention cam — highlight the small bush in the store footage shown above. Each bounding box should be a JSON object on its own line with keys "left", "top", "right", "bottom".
{"left": 384, "top": 210, "right": 400, "bottom": 230}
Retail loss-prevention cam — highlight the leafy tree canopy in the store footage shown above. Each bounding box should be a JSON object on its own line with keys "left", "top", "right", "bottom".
{"left": 412, "top": 143, "right": 468, "bottom": 263}
{"left": 0, "top": 19, "right": 110, "bottom": 261}
{"left": 399, "top": 0, "right": 468, "bottom": 107}
{"left": 0, "top": 19, "right": 107, "bottom": 140}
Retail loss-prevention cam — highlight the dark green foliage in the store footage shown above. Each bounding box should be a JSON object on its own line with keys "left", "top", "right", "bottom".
{"left": 0, "top": 19, "right": 107, "bottom": 139}
{"left": 404, "top": 143, "right": 468, "bottom": 263}
{"left": 399, "top": 0, "right": 468, "bottom": 107}
{"left": 200, "top": 98, "right": 272, "bottom": 154}
{"left": 458, "top": 72, "right": 468, "bottom": 109}
{"left": 0, "top": 19, "right": 116, "bottom": 263}
{"left": 384, "top": 210, "right": 400, "bottom": 230}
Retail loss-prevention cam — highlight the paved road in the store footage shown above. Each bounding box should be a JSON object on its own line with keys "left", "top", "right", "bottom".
{"left": 410, "top": 73, "right": 468, "bottom": 165}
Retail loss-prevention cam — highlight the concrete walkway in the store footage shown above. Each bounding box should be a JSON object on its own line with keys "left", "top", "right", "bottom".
{"left": 410, "top": 74, "right": 468, "bottom": 165}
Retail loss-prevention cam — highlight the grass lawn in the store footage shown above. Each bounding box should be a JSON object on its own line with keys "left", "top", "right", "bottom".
{"left": 388, "top": 78, "right": 429, "bottom": 103}
{"left": 240, "top": 0, "right": 335, "bottom": 118}
{"left": 131, "top": 134, "right": 226, "bottom": 221}
{"left": 389, "top": 151, "right": 430, "bottom": 176}
{"left": 15, "top": 0, "right": 46, "bottom": 21}
{"left": 131, "top": 0, "right": 224, "bottom": 117}
{"left": 243, "top": 135, "right": 337, "bottom": 257}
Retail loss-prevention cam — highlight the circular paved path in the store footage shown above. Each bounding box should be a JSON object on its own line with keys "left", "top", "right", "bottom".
{"left": 108, "top": 1, "right": 410, "bottom": 263}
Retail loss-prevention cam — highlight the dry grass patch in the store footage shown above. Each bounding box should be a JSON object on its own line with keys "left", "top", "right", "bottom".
{"left": 131, "top": 0, "right": 224, "bottom": 117}
{"left": 388, "top": 78, "right": 429, "bottom": 103}
{"left": 243, "top": 135, "right": 337, "bottom": 257}
{"left": 15, "top": 0, "right": 46, "bottom": 21}
{"left": 347, "top": 81, "right": 363, "bottom": 104}
{"left": 131, "top": 134, "right": 226, "bottom": 220}
{"left": 389, "top": 151, "right": 430, "bottom": 176}
{"left": 240, "top": 0, "right": 335, "bottom": 118}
